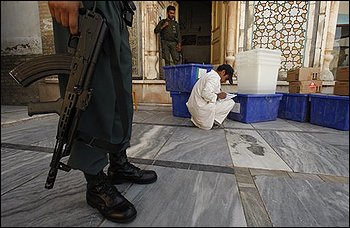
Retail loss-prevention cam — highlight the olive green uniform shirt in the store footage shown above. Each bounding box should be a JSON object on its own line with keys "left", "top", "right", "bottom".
{"left": 154, "top": 19, "right": 181, "bottom": 44}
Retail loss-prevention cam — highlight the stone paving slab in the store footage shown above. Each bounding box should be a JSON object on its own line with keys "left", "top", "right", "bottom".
{"left": 254, "top": 175, "right": 349, "bottom": 227}
{"left": 251, "top": 118, "right": 303, "bottom": 131}
{"left": 102, "top": 166, "right": 247, "bottom": 227}
{"left": 1, "top": 162, "right": 131, "bottom": 227}
{"left": 225, "top": 129, "right": 292, "bottom": 171}
{"left": 1, "top": 105, "right": 27, "bottom": 113}
{"left": 1, "top": 106, "right": 349, "bottom": 227}
{"left": 155, "top": 127, "right": 233, "bottom": 167}
{"left": 285, "top": 119, "right": 350, "bottom": 134}
{"left": 128, "top": 124, "right": 177, "bottom": 159}
{"left": 1, "top": 148, "right": 52, "bottom": 194}
{"left": 1, "top": 105, "right": 56, "bottom": 126}
{"left": 1, "top": 115, "right": 58, "bottom": 147}
{"left": 258, "top": 130, "right": 349, "bottom": 176}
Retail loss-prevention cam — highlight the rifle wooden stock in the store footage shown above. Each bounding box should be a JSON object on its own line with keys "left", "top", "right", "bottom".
{"left": 9, "top": 54, "right": 72, "bottom": 87}
{"left": 28, "top": 98, "right": 63, "bottom": 116}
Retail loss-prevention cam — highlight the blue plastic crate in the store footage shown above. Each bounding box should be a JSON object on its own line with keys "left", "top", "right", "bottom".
{"left": 170, "top": 91, "right": 191, "bottom": 118}
{"left": 228, "top": 94, "right": 283, "bottom": 123}
{"left": 277, "top": 93, "right": 310, "bottom": 122}
{"left": 309, "top": 94, "right": 349, "bottom": 131}
{"left": 163, "top": 64, "right": 213, "bottom": 92}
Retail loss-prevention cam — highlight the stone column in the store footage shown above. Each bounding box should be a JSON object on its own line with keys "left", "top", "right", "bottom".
{"left": 144, "top": 1, "right": 159, "bottom": 80}
{"left": 225, "top": 1, "right": 239, "bottom": 70}
{"left": 225, "top": 1, "right": 236, "bottom": 66}
{"left": 320, "top": 1, "right": 340, "bottom": 81}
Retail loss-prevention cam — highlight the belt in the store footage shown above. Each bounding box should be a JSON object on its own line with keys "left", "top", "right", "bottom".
{"left": 76, "top": 131, "right": 123, "bottom": 152}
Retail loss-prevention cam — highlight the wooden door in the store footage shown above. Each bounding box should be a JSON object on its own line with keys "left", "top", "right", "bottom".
{"left": 210, "top": 1, "right": 226, "bottom": 64}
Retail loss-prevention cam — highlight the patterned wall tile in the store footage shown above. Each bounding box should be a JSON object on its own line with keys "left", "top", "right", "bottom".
{"left": 252, "top": 1, "right": 309, "bottom": 71}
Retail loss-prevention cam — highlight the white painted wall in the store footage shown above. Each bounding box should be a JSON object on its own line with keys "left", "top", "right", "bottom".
{"left": 1, "top": 1, "right": 42, "bottom": 55}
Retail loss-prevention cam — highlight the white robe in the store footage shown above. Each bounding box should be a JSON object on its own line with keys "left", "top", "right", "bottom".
{"left": 186, "top": 69, "right": 235, "bottom": 130}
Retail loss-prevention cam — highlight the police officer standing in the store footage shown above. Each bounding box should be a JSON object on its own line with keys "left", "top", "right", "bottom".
{"left": 154, "top": 5, "right": 182, "bottom": 66}
{"left": 48, "top": 1, "right": 157, "bottom": 223}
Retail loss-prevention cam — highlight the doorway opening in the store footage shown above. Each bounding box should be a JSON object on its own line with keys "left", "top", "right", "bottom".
{"left": 178, "top": 1, "right": 212, "bottom": 64}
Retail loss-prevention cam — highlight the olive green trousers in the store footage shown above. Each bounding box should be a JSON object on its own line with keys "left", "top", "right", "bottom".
{"left": 53, "top": 1, "right": 133, "bottom": 174}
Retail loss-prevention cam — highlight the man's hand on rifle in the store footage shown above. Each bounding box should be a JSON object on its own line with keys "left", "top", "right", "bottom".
{"left": 161, "top": 20, "right": 169, "bottom": 29}
{"left": 48, "top": 1, "right": 81, "bottom": 35}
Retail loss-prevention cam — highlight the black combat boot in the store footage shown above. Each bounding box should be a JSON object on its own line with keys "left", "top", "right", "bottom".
{"left": 108, "top": 150, "right": 157, "bottom": 184}
{"left": 85, "top": 171, "right": 137, "bottom": 223}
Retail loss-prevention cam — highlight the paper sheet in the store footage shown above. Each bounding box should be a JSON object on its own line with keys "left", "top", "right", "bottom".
{"left": 197, "top": 68, "right": 208, "bottom": 79}
{"left": 218, "top": 92, "right": 237, "bottom": 102}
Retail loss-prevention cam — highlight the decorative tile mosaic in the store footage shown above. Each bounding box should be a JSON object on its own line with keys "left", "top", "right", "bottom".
{"left": 252, "top": 1, "right": 309, "bottom": 71}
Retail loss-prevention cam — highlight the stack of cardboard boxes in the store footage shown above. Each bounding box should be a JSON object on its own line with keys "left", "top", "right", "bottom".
{"left": 333, "top": 66, "right": 349, "bottom": 96}
{"left": 287, "top": 67, "right": 322, "bottom": 94}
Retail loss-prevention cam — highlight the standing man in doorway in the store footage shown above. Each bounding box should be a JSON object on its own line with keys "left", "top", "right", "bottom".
{"left": 154, "top": 5, "right": 182, "bottom": 66}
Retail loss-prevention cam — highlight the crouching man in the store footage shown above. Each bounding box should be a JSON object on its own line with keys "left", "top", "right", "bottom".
{"left": 186, "top": 64, "right": 235, "bottom": 130}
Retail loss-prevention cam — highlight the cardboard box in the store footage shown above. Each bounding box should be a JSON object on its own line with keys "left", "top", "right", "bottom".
{"left": 287, "top": 67, "right": 320, "bottom": 82}
{"left": 333, "top": 81, "right": 349, "bottom": 96}
{"left": 289, "top": 80, "right": 322, "bottom": 94}
{"left": 335, "top": 67, "right": 349, "bottom": 81}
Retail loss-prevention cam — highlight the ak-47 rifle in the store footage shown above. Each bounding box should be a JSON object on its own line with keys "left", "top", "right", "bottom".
{"left": 9, "top": 7, "right": 108, "bottom": 189}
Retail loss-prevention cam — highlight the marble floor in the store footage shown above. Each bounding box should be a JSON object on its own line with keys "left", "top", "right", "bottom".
{"left": 1, "top": 105, "right": 349, "bottom": 227}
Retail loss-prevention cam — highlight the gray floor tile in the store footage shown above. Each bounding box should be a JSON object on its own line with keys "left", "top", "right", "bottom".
{"left": 101, "top": 166, "right": 247, "bottom": 227}
{"left": 1, "top": 169, "right": 131, "bottom": 227}
{"left": 225, "top": 129, "right": 292, "bottom": 171}
{"left": 133, "top": 110, "right": 158, "bottom": 122}
{"left": 1, "top": 148, "right": 52, "bottom": 194}
{"left": 1, "top": 105, "right": 349, "bottom": 227}
{"left": 333, "top": 145, "right": 350, "bottom": 154}
{"left": 181, "top": 117, "right": 197, "bottom": 127}
{"left": 223, "top": 119, "right": 254, "bottom": 129}
{"left": 238, "top": 186, "right": 272, "bottom": 227}
{"left": 1, "top": 108, "right": 55, "bottom": 125}
{"left": 255, "top": 175, "right": 349, "bottom": 227}
{"left": 140, "top": 111, "right": 189, "bottom": 126}
{"left": 155, "top": 127, "right": 233, "bottom": 167}
{"left": 251, "top": 118, "right": 302, "bottom": 131}
{"left": 287, "top": 172, "right": 324, "bottom": 182}
{"left": 258, "top": 131, "right": 349, "bottom": 176}
{"left": 1, "top": 116, "right": 58, "bottom": 147}
{"left": 134, "top": 110, "right": 195, "bottom": 127}
{"left": 127, "top": 124, "right": 177, "bottom": 159}
{"left": 1, "top": 105, "right": 27, "bottom": 113}
{"left": 308, "top": 132, "right": 349, "bottom": 146}
{"left": 1, "top": 111, "right": 30, "bottom": 124}
{"left": 318, "top": 174, "right": 349, "bottom": 184}
{"left": 1, "top": 170, "right": 102, "bottom": 227}
{"left": 285, "top": 119, "right": 349, "bottom": 134}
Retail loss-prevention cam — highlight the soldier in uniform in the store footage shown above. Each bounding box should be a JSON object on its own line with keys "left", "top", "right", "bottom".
{"left": 48, "top": 1, "right": 157, "bottom": 223}
{"left": 154, "top": 5, "right": 182, "bottom": 66}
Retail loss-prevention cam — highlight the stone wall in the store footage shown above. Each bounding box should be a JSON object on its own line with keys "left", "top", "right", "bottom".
{"left": 38, "top": 1, "right": 55, "bottom": 55}
{"left": 1, "top": 1, "right": 54, "bottom": 105}
{"left": 1, "top": 1, "right": 144, "bottom": 105}
{"left": 128, "top": 1, "right": 142, "bottom": 78}
{"left": 1, "top": 54, "right": 41, "bottom": 105}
